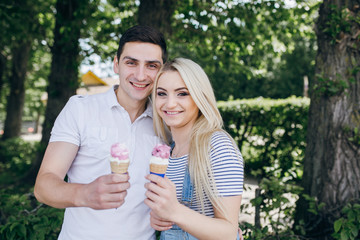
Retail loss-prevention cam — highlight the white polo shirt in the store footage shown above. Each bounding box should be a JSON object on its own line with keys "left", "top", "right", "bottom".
{"left": 50, "top": 86, "right": 160, "bottom": 240}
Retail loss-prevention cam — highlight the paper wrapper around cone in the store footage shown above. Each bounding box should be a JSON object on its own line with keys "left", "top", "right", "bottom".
{"left": 110, "top": 161, "right": 129, "bottom": 174}
{"left": 150, "top": 163, "right": 168, "bottom": 177}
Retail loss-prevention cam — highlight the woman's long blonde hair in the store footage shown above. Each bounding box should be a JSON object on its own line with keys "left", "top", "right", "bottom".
{"left": 152, "top": 58, "right": 239, "bottom": 218}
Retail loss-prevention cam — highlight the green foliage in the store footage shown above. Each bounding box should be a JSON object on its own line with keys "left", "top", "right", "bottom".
{"left": 170, "top": 0, "right": 318, "bottom": 100}
{"left": 219, "top": 97, "right": 309, "bottom": 238}
{"left": 267, "top": 36, "right": 316, "bottom": 98}
{"left": 252, "top": 177, "right": 303, "bottom": 232}
{"left": 323, "top": 5, "right": 353, "bottom": 45}
{"left": 80, "top": 0, "right": 319, "bottom": 100}
{"left": 0, "top": 0, "right": 54, "bottom": 126}
{"left": 332, "top": 202, "right": 360, "bottom": 240}
{"left": 313, "top": 73, "right": 350, "bottom": 97}
{"left": 0, "top": 190, "right": 64, "bottom": 240}
{"left": 240, "top": 176, "right": 305, "bottom": 239}
{"left": 240, "top": 222, "right": 305, "bottom": 240}
{"left": 298, "top": 195, "right": 360, "bottom": 240}
{"left": 0, "top": 138, "right": 39, "bottom": 186}
{"left": 0, "top": 139, "right": 63, "bottom": 239}
{"left": 348, "top": 127, "right": 360, "bottom": 145}
{"left": 218, "top": 96, "right": 309, "bottom": 182}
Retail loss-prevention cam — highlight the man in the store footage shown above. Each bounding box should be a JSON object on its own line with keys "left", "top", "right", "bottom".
{"left": 34, "top": 25, "right": 167, "bottom": 240}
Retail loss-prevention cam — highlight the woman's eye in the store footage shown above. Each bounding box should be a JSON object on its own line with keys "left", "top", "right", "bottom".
{"left": 157, "top": 91, "right": 166, "bottom": 96}
{"left": 178, "top": 92, "right": 189, "bottom": 96}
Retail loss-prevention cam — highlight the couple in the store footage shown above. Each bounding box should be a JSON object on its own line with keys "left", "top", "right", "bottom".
{"left": 34, "top": 25, "right": 244, "bottom": 240}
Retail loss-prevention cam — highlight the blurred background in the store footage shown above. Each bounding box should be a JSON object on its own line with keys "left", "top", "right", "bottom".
{"left": 1, "top": 0, "right": 359, "bottom": 239}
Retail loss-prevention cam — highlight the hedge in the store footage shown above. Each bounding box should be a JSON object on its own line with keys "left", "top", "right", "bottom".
{"left": 218, "top": 96, "right": 310, "bottom": 182}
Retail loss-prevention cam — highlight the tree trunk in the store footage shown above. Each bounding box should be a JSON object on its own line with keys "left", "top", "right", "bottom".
{"left": 2, "top": 41, "right": 32, "bottom": 140}
{"left": 0, "top": 52, "right": 6, "bottom": 101}
{"left": 138, "top": 0, "right": 177, "bottom": 37}
{"left": 296, "top": 0, "right": 360, "bottom": 239}
{"left": 25, "top": 0, "right": 90, "bottom": 183}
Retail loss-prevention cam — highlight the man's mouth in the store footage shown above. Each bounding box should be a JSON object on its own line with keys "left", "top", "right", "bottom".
{"left": 131, "top": 82, "right": 150, "bottom": 88}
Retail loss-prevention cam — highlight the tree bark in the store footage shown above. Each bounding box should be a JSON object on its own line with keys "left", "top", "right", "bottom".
{"left": 296, "top": 0, "right": 360, "bottom": 238}
{"left": 138, "top": 0, "right": 177, "bottom": 37}
{"left": 25, "top": 0, "right": 91, "bottom": 183}
{"left": 0, "top": 52, "right": 6, "bottom": 101}
{"left": 2, "top": 41, "right": 32, "bottom": 140}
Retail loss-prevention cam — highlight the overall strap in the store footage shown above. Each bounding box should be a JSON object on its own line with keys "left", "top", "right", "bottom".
{"left": 181, "top": 166, "right": 194, "bottom": 206}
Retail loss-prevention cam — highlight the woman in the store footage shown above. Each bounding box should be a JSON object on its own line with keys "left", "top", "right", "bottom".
{"left": 145, "top": 58, "right": 244, "bottom": 240}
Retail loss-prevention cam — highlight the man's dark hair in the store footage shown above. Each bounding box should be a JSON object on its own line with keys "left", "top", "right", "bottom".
{"left": 117, "top": 25, "right": 167, "bottom": 63}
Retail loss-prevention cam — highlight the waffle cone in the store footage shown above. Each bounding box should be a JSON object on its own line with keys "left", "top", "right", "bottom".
{"left": 110, "top": 161, "right": 129, "bottom": 174}
{"left": 150, "top": 163, "right": 168, "bottom": 174}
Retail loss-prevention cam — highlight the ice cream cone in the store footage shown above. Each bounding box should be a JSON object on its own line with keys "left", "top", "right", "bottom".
{"left": 110, "top": 161, "right": 129, "bottom": 174}
{"left": 109, "top": 143, "right": 130, "bottom": 174}
{"left": 150, "top": 163, "right": 168, "bottom": 177}
{"left": 149, "top": 144, "right": 170, "bottom": 178}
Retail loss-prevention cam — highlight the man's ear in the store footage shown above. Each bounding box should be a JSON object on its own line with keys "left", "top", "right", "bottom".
{"left": 113, "top": 56, "right": 119, "bottom": 74}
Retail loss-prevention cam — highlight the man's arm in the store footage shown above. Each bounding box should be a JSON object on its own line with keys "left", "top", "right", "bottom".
{"left": 34, "top": 141, "right": 130, "bottom": 209}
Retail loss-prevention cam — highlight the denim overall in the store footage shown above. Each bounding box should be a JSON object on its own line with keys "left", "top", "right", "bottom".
{"left": 160, "top": 166, "right": 197, "bottom": 240}
{"left": 159, "top": 166, "right": 240, "bottom": 240}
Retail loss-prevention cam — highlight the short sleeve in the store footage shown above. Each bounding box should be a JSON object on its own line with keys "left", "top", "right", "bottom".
{"left": 49, "top": 96, "right": 84, "bottom": 146}
{"left": 210, "top": 131, "right": 244, "bottom": 196}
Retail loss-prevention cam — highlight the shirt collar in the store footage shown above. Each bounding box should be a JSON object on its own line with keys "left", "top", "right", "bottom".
{"left": 106, "top": 85, "right": 153, "bottom": 119}
{"left": 105, "top": 85, "right": 121, "bottom": 108}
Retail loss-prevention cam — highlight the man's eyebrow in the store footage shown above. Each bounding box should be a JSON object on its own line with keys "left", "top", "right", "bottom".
{"left": 147, "top": 60, "right": 162, "bottom": 65}
{"left": 122, "top": 56, "right": 161, "bottom": 65}
{"left": 122, "top": 56, "right": 138, "bottom": 62}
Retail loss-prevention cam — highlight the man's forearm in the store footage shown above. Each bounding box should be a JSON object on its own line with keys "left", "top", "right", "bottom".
{"left": 34, "top": 172, "right": 84, "bottom": 208}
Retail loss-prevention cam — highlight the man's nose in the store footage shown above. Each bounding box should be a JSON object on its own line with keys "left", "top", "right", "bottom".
{"left": 135, "top": 65, "right": 146, "bottom": 81}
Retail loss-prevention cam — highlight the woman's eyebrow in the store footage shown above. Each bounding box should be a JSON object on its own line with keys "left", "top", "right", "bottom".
{"left": 156, "top": 87, "right": 167, "bottom": 91}
{"left": 175, "top": 87, "right": 188, "bottom": 91}
{"left": 157, "top": 87, "right": 188, "bottom": 92}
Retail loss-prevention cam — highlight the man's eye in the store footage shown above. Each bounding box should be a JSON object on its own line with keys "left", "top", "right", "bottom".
{"left": 148, "top": 64, "right": 159, "bottom": 69}
{"left": 126, "top": 61, "right": 136, "bottom": 66}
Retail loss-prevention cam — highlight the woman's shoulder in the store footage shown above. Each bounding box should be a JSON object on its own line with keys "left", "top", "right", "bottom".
{"left": 209, "top": 130, "right": 243, "bottom": 160}
{"left": 210, "top": 130, "right": 234, "bottom": 147}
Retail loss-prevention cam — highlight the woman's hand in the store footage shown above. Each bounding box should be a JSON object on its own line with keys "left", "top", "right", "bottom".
{"left": 144, "top": 174, "right": 181, "bottom": 222}
{"left": 149, "top": 211, "right": 174, "bottom": 231}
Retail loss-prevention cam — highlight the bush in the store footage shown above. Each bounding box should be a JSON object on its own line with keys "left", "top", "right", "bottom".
{"left": 218, "top": 96, "right": 310, "bottom": 182}
{"left": 0, "top": 190, "right": 64, "bottom": 240}
{"left": 219, "top": 97, "right": 311, "bottom": 238}
{"left": 0, "top": 137, "right": 39, "bottom": 185}
{"left": 240, "top": 176, "right": 306, "bottom": 239}
{"left": 332, "top": 202, "right": 360, "bottom": 240}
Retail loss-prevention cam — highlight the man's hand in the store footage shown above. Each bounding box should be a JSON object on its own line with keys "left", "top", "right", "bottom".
{"left": 81, "top": 173, "right": 130, "bottom": 209}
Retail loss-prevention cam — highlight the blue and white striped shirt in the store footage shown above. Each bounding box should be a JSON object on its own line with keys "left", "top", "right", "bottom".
{"left": 166, "top": 131, "right": 244, "bottom": 217}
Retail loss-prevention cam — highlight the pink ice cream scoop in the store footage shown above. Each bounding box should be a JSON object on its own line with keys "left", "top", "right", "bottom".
{"left": 111, "top": 143, "right": 129, "bottom": 160}
{"left": 150, "top": 144, "right": 171, "bottom": 177}
{"left": 151, "top": 144, "right": 171, "bottom": 158}
{"left": 109, "top": 143, "right": 130, "bottom": 174}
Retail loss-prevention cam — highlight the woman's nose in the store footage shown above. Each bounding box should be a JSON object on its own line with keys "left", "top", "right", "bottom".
{"left": 166, "top": 95, "right": 177, "bottom": 108}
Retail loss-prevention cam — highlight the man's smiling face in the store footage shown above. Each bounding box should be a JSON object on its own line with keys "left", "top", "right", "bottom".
{"left": 114, "top": 42, "right": 163, "bottom": 103}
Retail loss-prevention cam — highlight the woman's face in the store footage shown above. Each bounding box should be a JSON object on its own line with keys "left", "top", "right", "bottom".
{"left": 155, "top": 71, "right": 199, "bottom": 131}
